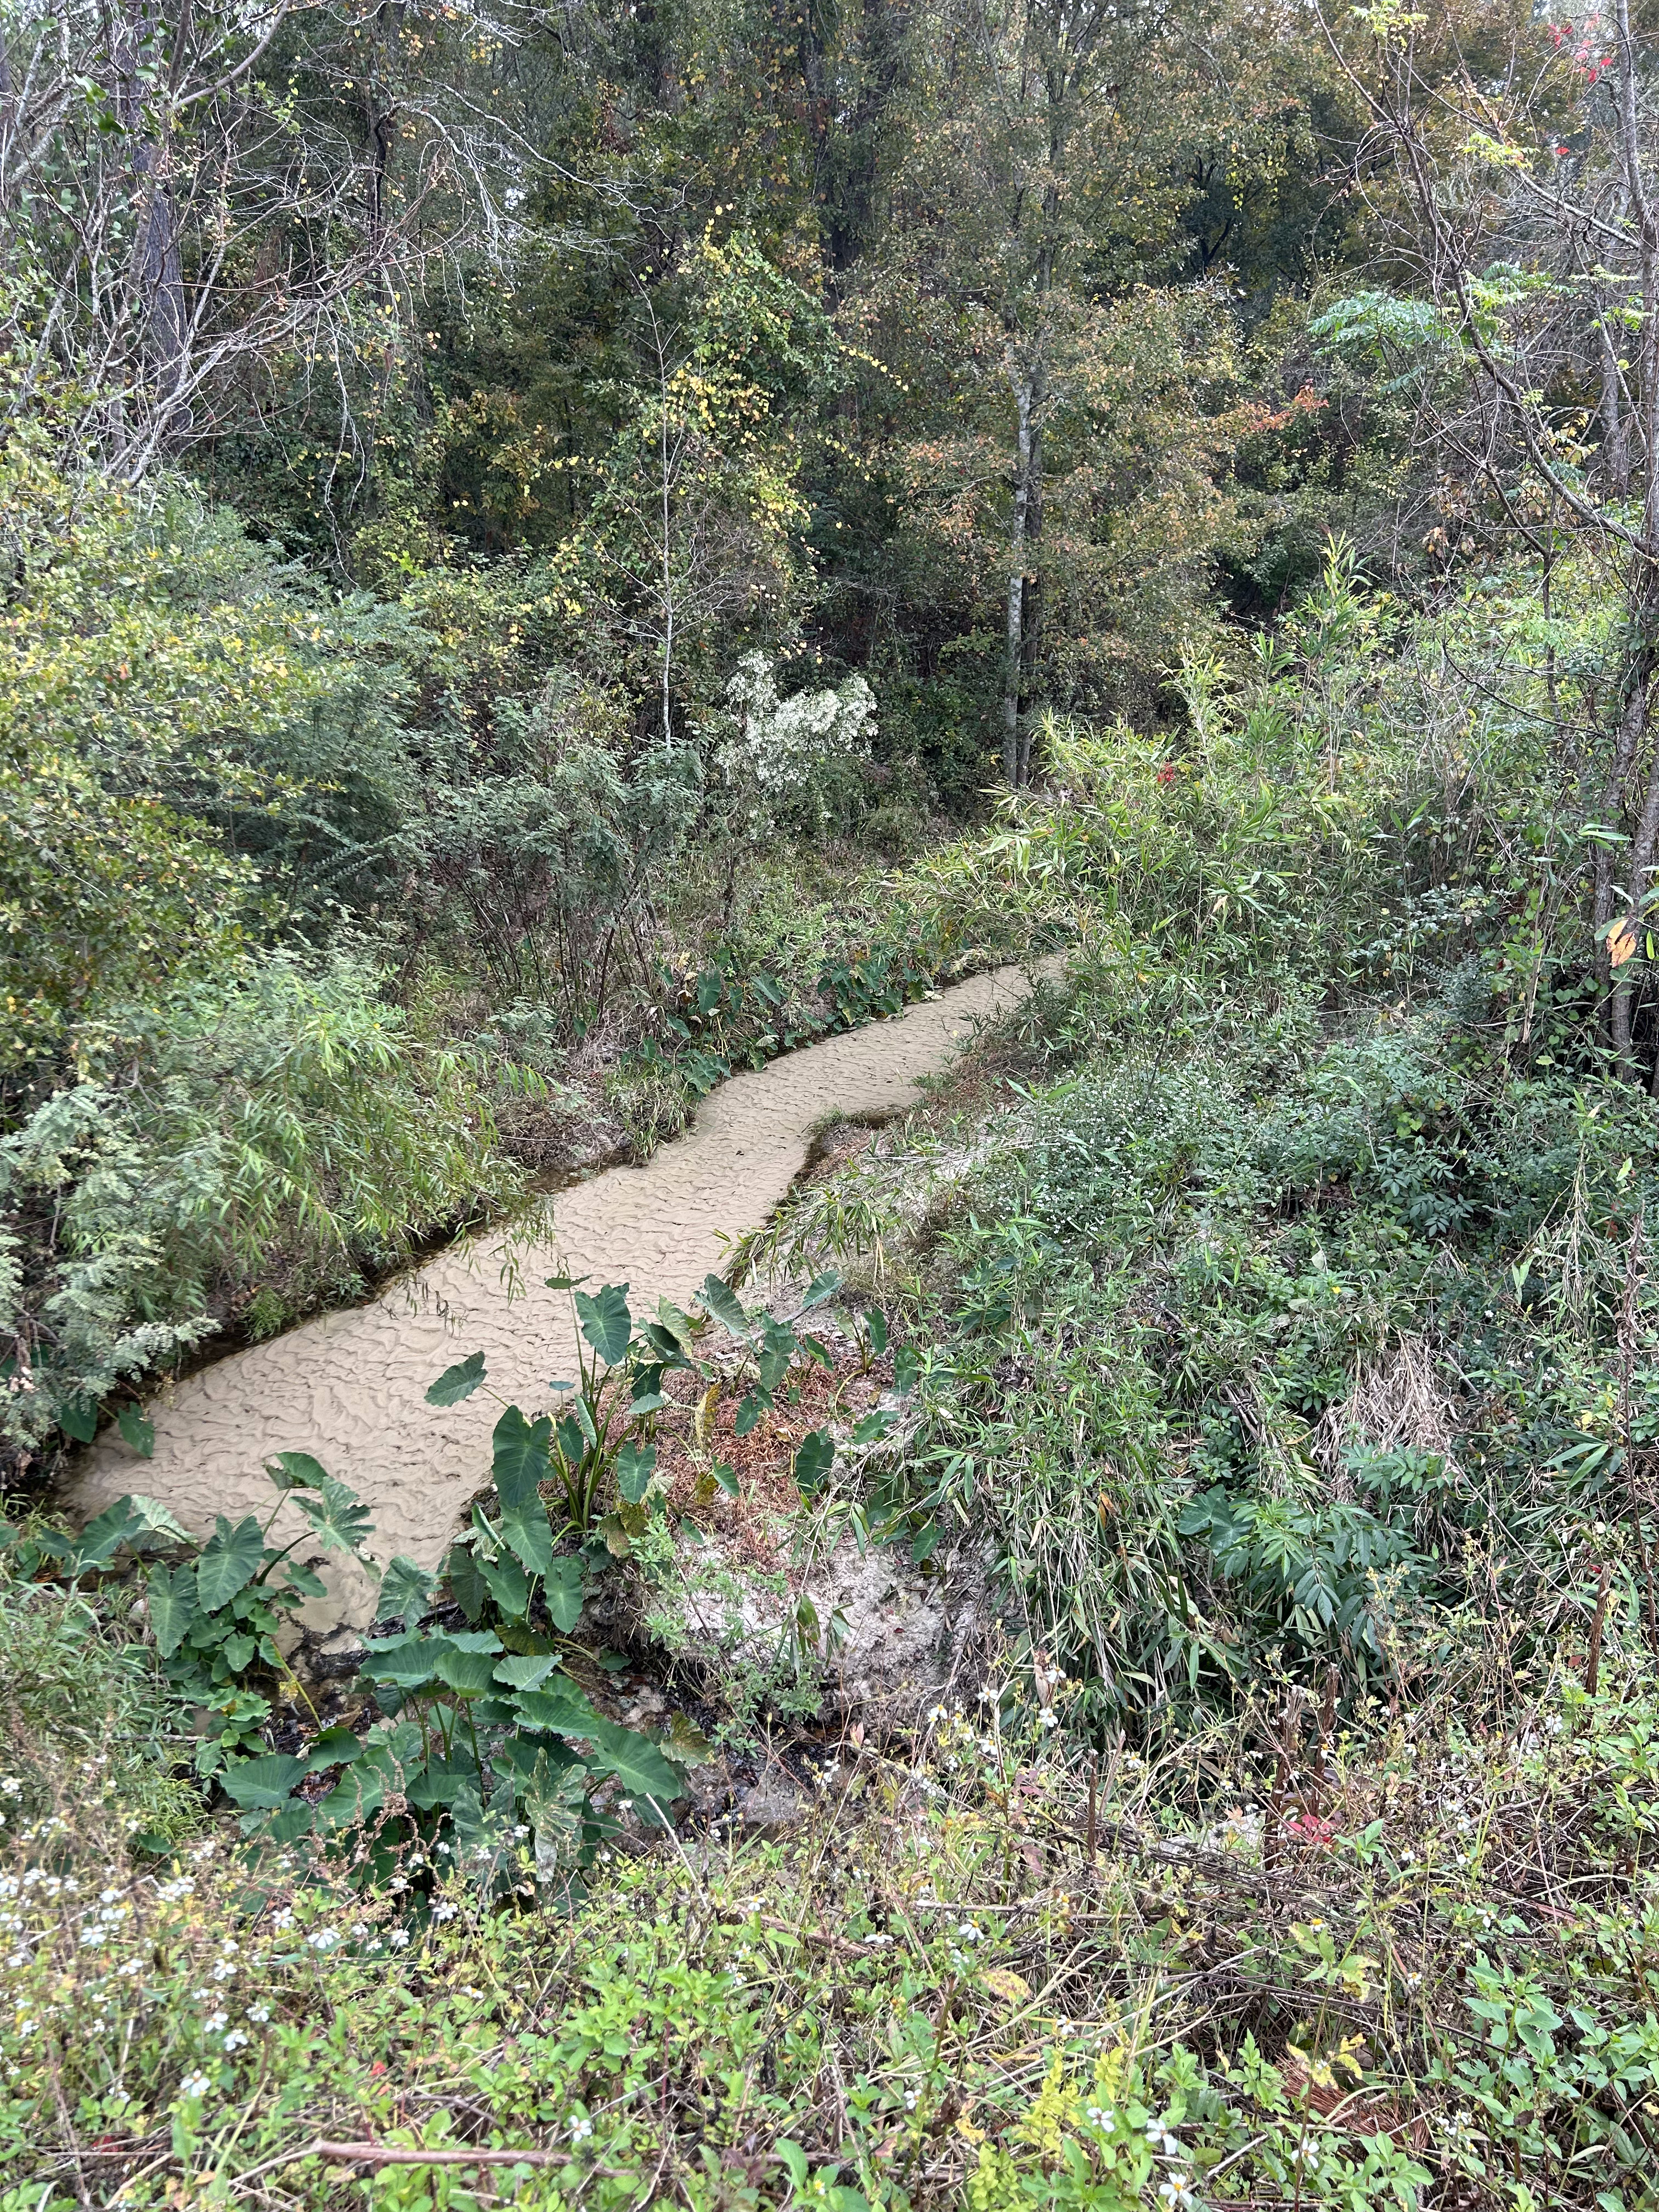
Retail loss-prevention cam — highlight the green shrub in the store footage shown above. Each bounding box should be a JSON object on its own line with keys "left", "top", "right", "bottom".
{"left": 1, "top": 952, "right": 520, "bottom": 1447}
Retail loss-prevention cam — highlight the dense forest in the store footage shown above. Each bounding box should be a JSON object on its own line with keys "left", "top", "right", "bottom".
{"left": 11, "top": 0, "right": 1659, "bottom": 2203}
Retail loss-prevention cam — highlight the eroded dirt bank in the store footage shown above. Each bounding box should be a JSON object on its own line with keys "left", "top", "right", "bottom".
{"left": 69, "top": 961, "right": 1052, "bottom": 1622}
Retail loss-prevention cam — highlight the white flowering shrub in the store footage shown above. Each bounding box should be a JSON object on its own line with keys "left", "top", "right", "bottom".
{"left": 714, "top": 653, "right": 878, "bottom": 836}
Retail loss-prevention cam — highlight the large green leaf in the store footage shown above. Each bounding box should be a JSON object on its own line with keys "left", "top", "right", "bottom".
{"left": 733, "top": 1391, "right": 769, "bottom": 1438}
{"left": 58, "top": 1396, "right": 98, "bottom": 1444}
{"left": 758, "top": 1319, "right": 798, "bottom": 1393}
{"left": 492, "top": 1407, "right": 552, "bottom": 1513}
{"left": 377, "top": 1555, "right": 434, "bottom": 1627}
{"left": 359, "top": 1634, "right": 441, "bottom": 1690}
{"left": 800, "top": 1268, "right": 842, "bottom": 1311}
{"left": 71, "top": 1498, "right": 146, "bottom": 1573}
{"left": 146, "top": 1561, "right": 196, "bottom": 1659}
{"left": 266, "top": 1800, "right": 317, "bottom": 1845}
{"left": 499, "top": 1500, "right": 554, "bottom": 1580}
{"left": 574, "top": 1283, "right": 632, "bottom": 1367}
{"left": 434, "top": 1645, "right": 502, "bottom": 1697}
{"left": 304, "top": 1726, "right": 364, "bottom": 1769}
{"left": 615, "top": 1442, "right": 656, "bottom": 1504}
{"left": 426, "top": 1352, "right": 487, "bottom": 1407}
{"left": 793, "top": 1431, "right": 835, "bottom": 1497}
{"left": 698, "top": 1275, "right": 752, "bottom": 1341}
{"left": 493, "top": 1654, "right": 562, "bottom": 1691}
{"left": 268, "top": 1452, "right": 331, "bottom": 1492}
{"left": 293, "top": 1475, "right": 375, "bottom": 1555}
{"left": 122, "top": 1495, "right": 190, "bottom": 1544}
{"left": 582, "top": 1720, "right": 684, "bottom": 1805}
{"left": 478, "top": 1548, "right": 530, "bottom": 1621}
{"left": 494, "top": 1733, "right": 583, "bottom": 1788}
{"left": 544, "top": 1556, "right": 585, "bottom": 1631}
{"left": 220, "top": 1753, "right": 308, "bottom": 1810}
{"left": 515, "top": 1679, "right": 604, "bottom": 1736}
{"left": 317, "top": 1764, "right": 386, "bottom": 1830}
{"left": 446, "top": 1539, "right": 489, "bottom": 1625}
{"left": 116, "top": 1404, "right": 155, "bottom": 1458}
{"left": 195, "top": 1516, "right": 266, "bottom": 1612}
{"left": 641, "top": 1320, "right": 694, "bottom": 1369}
{"left": 408, "top": 1754, "right": 479, "bottom": 1810}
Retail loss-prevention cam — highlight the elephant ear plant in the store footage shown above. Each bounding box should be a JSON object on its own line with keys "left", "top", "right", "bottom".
{"left": 4, "top": 1267, "right": 849, "bottom": 1894}
{"left": 1, "top": 1460, "right": 379, "bottom": 1775}
{"left": 222, "top": 1268, "right": 850, "bottom": 1890}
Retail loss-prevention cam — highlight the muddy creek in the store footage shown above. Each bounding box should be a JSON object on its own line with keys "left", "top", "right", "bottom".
{"left": 68, "top": 960, "right": 1051, "bottom": 1623}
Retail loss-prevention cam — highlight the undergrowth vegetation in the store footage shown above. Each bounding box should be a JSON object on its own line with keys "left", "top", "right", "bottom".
{"left": 13, "top": 526, "right": 1659, "bottom": 2205}
{"left": 11, "top": 1640, "right": 1659, "bottom": 2207}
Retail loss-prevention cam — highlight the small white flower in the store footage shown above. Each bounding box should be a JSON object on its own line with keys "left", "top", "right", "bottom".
{"left": 568, "top": 2114, "right": 593, "bottom": 2143}
{"left": 904, "top": 2089, "right": 919, "bottom": 2110}
{"left": 204, "top": 2011, "right": 228, "bottom": 2033}
{"left": 249, "top": 2004, "right": 272, "bottom": 2023}
{"left": 177, "top": 2070, "right": 211, "bottom": 2101}
{"left": 306, "top": 1929, "right": 342, "bottom": 1953}
{"left": 1158, "top": 2177, "right": 1195, "bottom": 2210}
{"left": 388, "top": 1929, "right": 410, "bottom": 1949}
{"left": 432, "top": 1903, "right": 458, "bottom": 1923}
{"left": 222, "top": 2030, "right": 249, "bottom": 2052}
{"left": 212, "top": 1961, "right": 235, "bottom": 1982}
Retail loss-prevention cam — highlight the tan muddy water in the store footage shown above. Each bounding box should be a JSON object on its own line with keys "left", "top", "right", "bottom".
{"left": 69, "top": 959, "right": 1055, "bottom": 1625}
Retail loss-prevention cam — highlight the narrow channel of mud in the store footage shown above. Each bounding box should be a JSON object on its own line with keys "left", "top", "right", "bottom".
{"left": 68, "top": 961, "right": 1057, "bottom": 1624}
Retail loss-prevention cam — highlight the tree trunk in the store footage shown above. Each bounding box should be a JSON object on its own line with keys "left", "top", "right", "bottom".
{"left": 1002, "top": 366, "right": 1033, "bottom": 787}
{"left": 1017, "top": 404, "right": 1043, "bottom": 786}
{"left": 1600, "top": 305, "right": 1631, "bottom": 499}
{"left": 116, "top": 2, "right": 189, "bottom": 431}
{"left": 1609, "top": 0, "right": 1659, "bottom": 1076}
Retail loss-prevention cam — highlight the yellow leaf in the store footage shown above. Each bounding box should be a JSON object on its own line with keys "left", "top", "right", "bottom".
{"left": 981, "top": 1967, "right": 1030, "bottom": 2007}
{"left": 1610, "top": 921, "right": 1638, "bottom": 968}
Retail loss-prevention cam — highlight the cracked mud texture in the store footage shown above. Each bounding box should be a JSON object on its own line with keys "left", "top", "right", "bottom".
{"left": 67, "top": 960, "right": 1054, "bottom": 1625}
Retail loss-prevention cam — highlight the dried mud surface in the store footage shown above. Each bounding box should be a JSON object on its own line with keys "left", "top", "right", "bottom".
{"left": 67, "top": 961, "right": 1055, "bottom": 1623}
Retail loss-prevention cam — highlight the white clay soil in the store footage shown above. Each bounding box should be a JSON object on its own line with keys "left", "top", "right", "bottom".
{"left": 67, "top": 960, "right": 1057, "bottom": 1624}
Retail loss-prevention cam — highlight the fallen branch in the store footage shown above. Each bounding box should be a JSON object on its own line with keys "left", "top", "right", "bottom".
{"left": 319, "top": 2140, "right": 577, "bottom": 2168}
{"left": 247, "top": 2139, "right": 579, "bottom": 2175}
